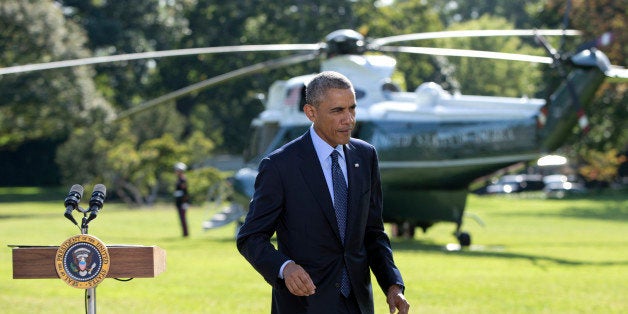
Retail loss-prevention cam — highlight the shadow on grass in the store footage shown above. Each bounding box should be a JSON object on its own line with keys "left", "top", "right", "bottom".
{"left": 0, "top": 212, "right": 60, "bottom": 220}
{"left": 157, "top": 232, "right": 240, "bottom": 245}
{"left": 497, "top": 200, "right": 628, "bottom": 222}
{"left": 165, "top": 230, "right": 628, "bottom": 268}
{"left": 488, "top": 189, "right": 627, "bottom": 222}
{"left": 0, "top": 186, "right": 66, "bottom": 202}
{"left": 558, "top": 201, "right": 628, "bottom": 221}
{"left": 391, "top": 238, "right": 628, "bottom": 267}
{"left": 550, "top": 188, "right": 626, "bottom": 222}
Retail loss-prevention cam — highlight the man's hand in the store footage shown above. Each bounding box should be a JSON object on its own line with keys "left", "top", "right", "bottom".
{"left": 283, "top": 261, "right": 316, "bottom": 296}
{"left": 387, "top": 284, "right": 410, "bottom": 314}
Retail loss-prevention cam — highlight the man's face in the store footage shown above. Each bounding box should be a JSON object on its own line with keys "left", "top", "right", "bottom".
{"left": 305, "top": 88, "right": 356, "bottom": 147}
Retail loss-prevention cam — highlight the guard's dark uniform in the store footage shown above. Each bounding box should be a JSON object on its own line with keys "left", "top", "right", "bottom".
{"left": 174, "top": 173, "right": 189, "bottom": 237}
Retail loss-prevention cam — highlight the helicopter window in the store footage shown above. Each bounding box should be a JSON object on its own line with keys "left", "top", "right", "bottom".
{"left": 355, "top": 89, "right": 366, "bottom": 100}
{"left": 244, "top": 124, "right": 309, "bottom": 163}
{"left": 299, "top": 85, "right": 307, "bottom": 111}
{"left": 243, "top": 122, "right": 280, "bottom": 163}
{"left": 267, "top": 126, "right": 310, "bottom": 155}
{"left": 285, "top": 84, "right": 307, "bottom": 111}
{"left": 284, "top": 125, "right": 310, "bottom": 142}
{"left": 382, "top": 82, "right": 400, "bottom": 100}
{"left": 382, "top": 82, "right": 400, "bottom": 92}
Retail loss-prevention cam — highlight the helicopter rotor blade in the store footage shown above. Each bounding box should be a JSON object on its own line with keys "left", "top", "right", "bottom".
{"left": 113, "top": 52, "right": 319, "bottom": 121}
{"left": 370, "top": 29, "right": 581, "bottom": 48}
{"left": 0, "top": 44, "right": 322, "bottom": 76}
{"left": 379, "top": 46, "right": 553, "bottom": 64}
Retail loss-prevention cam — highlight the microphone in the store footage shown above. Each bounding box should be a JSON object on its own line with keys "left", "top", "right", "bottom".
{"left": 64, "top": 184, "right": 84, "bottom": 225}
{"left": 86, "top": 184, "right": 106, "bottom": 223}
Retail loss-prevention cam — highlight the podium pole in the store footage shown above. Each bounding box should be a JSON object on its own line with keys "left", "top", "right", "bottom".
{"left": 87, "top": 288, "right": 96, "bottom": 314}
{"left": 82, "top": 220, "right": 97, "bottom": 314}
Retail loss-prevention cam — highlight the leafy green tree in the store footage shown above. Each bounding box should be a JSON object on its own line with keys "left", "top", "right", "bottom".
{"left": 430, "top": 0, "right": 542, "bottom": 28}
{"left": 437, "top": 15, "right": 544, "bottom": 97}
{"left": 59, "top": 0, "right": 194, "bottom": 110}
{"left": 8, "top": 0, "right": 626, "bottom": 192}
{"left": 55, "top": 125, "right": 110, "bottom": 186}
{"left": 539, "top": 0, "right": 626, "bottom": 156}
{"left": 578, "top": 149, "right": 626, "bottom": 185}
{"left": 165, "top": 0, "right": 363, "bottom": 153}
{"left": 176, "top": 166, "right": 224, "bottom": 206}
{"left": 0, "top": 0, "right": 113, "bottom": 149}
{"left": 353, "top": 0, "right": 443, "bottom": 90}
{"left": 57, "top": 121, "right": 217, "bottom": 206}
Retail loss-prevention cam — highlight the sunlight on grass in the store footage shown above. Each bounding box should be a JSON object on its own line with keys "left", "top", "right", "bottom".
{"left": 1, "top": 188, "right": 626, "bottom": 313}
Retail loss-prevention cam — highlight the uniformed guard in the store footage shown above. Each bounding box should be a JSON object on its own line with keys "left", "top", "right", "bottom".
{"left": 174, "top": 162, "right": 189, "bottom": 237}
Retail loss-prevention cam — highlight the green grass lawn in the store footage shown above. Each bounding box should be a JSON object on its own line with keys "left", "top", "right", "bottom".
{"left": 1, "top": 187, "right": 626, "bottom": 313}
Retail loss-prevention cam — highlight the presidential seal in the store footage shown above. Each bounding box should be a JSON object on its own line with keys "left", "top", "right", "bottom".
{"left": 55, "top": 234, "right": 110, "bottom": 289}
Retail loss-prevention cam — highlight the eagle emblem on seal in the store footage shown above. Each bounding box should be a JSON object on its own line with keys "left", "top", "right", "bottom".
{"left": 70, "top": 247, "right": 97, "bottom": 276}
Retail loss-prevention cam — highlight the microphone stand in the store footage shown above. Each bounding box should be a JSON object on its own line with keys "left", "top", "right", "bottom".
{"left": 64, "top": 184, "right": 106, "bottom": 314}
{"left": 79, "top": 208, "right": 96, "bottom": 314}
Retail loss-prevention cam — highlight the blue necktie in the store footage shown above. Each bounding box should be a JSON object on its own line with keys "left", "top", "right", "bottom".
{"left": 331, "top": 150, "right": 350, "bottom": 297}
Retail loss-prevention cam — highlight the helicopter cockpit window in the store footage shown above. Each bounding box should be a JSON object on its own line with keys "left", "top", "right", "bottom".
{"left": 244, "top": 124, "right": 309, "bottom": 163}
{"left": 279, "top": 125, "right": 310, "bottom": 146}
{"left": 355, "top": 89, "right": 366, "bottom": 100}
{"left": 382, "top": 81, "right": 400, "bottom": 100}
{"left": 243, "top": 122, "right": 280, "bottom": 163}
{"left": 285, "top": 84, "right": 307, "bottom": 112}
{"left": 298, "top": 85, "right": 306, "bottom": 111}
{"left": 382, "top": 83, "right": 399, "bottom": 92}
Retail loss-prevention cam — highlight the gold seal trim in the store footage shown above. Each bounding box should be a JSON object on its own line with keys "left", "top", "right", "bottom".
{"left": 55, "top": 234, "right": 110, "bottom": 289}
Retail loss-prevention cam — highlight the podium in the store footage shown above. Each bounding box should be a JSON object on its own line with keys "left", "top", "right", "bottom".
{"left": 11, "top": 245, "right": 166, "bottom": 279}
{"left": 10, "top": 184, "right": 168, "bottom": 313}
{"left": 11, "top": 244, "right": 166, "bottom": 313}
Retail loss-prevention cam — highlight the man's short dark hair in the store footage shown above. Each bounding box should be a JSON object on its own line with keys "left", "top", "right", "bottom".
{"left": 305, "top": 71, "right": 354, "bottom": 107}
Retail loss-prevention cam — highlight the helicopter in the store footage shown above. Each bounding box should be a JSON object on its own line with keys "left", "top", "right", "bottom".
{"left": 196, "top": 29, "right": 627, "bottom": 246}
{"left": 2, "top": 27, "right": 626, "bottom": 246}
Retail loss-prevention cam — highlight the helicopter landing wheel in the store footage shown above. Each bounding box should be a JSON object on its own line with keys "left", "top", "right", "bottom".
{"left": 390, "top": 222, "right": 416, "bottom": 239}
{"left": 401, "top": 221, "right": 416, "bottom": 238}
{"left": 457, "top": 231, "right": 471, "bottom": 247}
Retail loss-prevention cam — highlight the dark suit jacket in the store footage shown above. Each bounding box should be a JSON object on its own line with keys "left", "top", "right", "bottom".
{"left": 237, "top": 130, "right": 404, "bottom": 314}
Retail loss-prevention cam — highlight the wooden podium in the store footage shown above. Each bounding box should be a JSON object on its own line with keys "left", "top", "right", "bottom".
{"left": 11, "top": 245, "right": 166, "bottom": 279}
{"left": 12, "top": 184, "right": 167, "bottom": 313}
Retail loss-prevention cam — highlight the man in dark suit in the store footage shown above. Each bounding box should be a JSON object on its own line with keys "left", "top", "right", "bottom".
{"left": 237, "top": 71, "right": 410, "bottom": 314}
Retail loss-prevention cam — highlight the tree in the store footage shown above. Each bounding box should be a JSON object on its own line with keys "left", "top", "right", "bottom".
{"left": 353, "top": 0, "right": 443, "bottom": 90}
{"left": 578, "top": 149, "right": 626, "bottom": 187}
{"left": 437, "top": 15, "right": 544, "bottom": 97}
{"left": 430, "top": 0, "right": 541, "bottom": 28}
{"left": 168, "top": 0, "right": 364, "bottom": 153}
{"left": 539, "top": 0, "right": 627, "bottom": 165}
{"left": 56, "top": 0, "right": 359, "bottom": 200}
{"left": 59, "top": 0, "right": 194, "bottom": 110}
{"left": 0, "top": 0, "right": 113, "bottom": 149}
{"left": 56, "top": 109, "right": 218, "bottom": 206}
{"left": 6, "top": 0, "right": 625, "bottom": 191}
